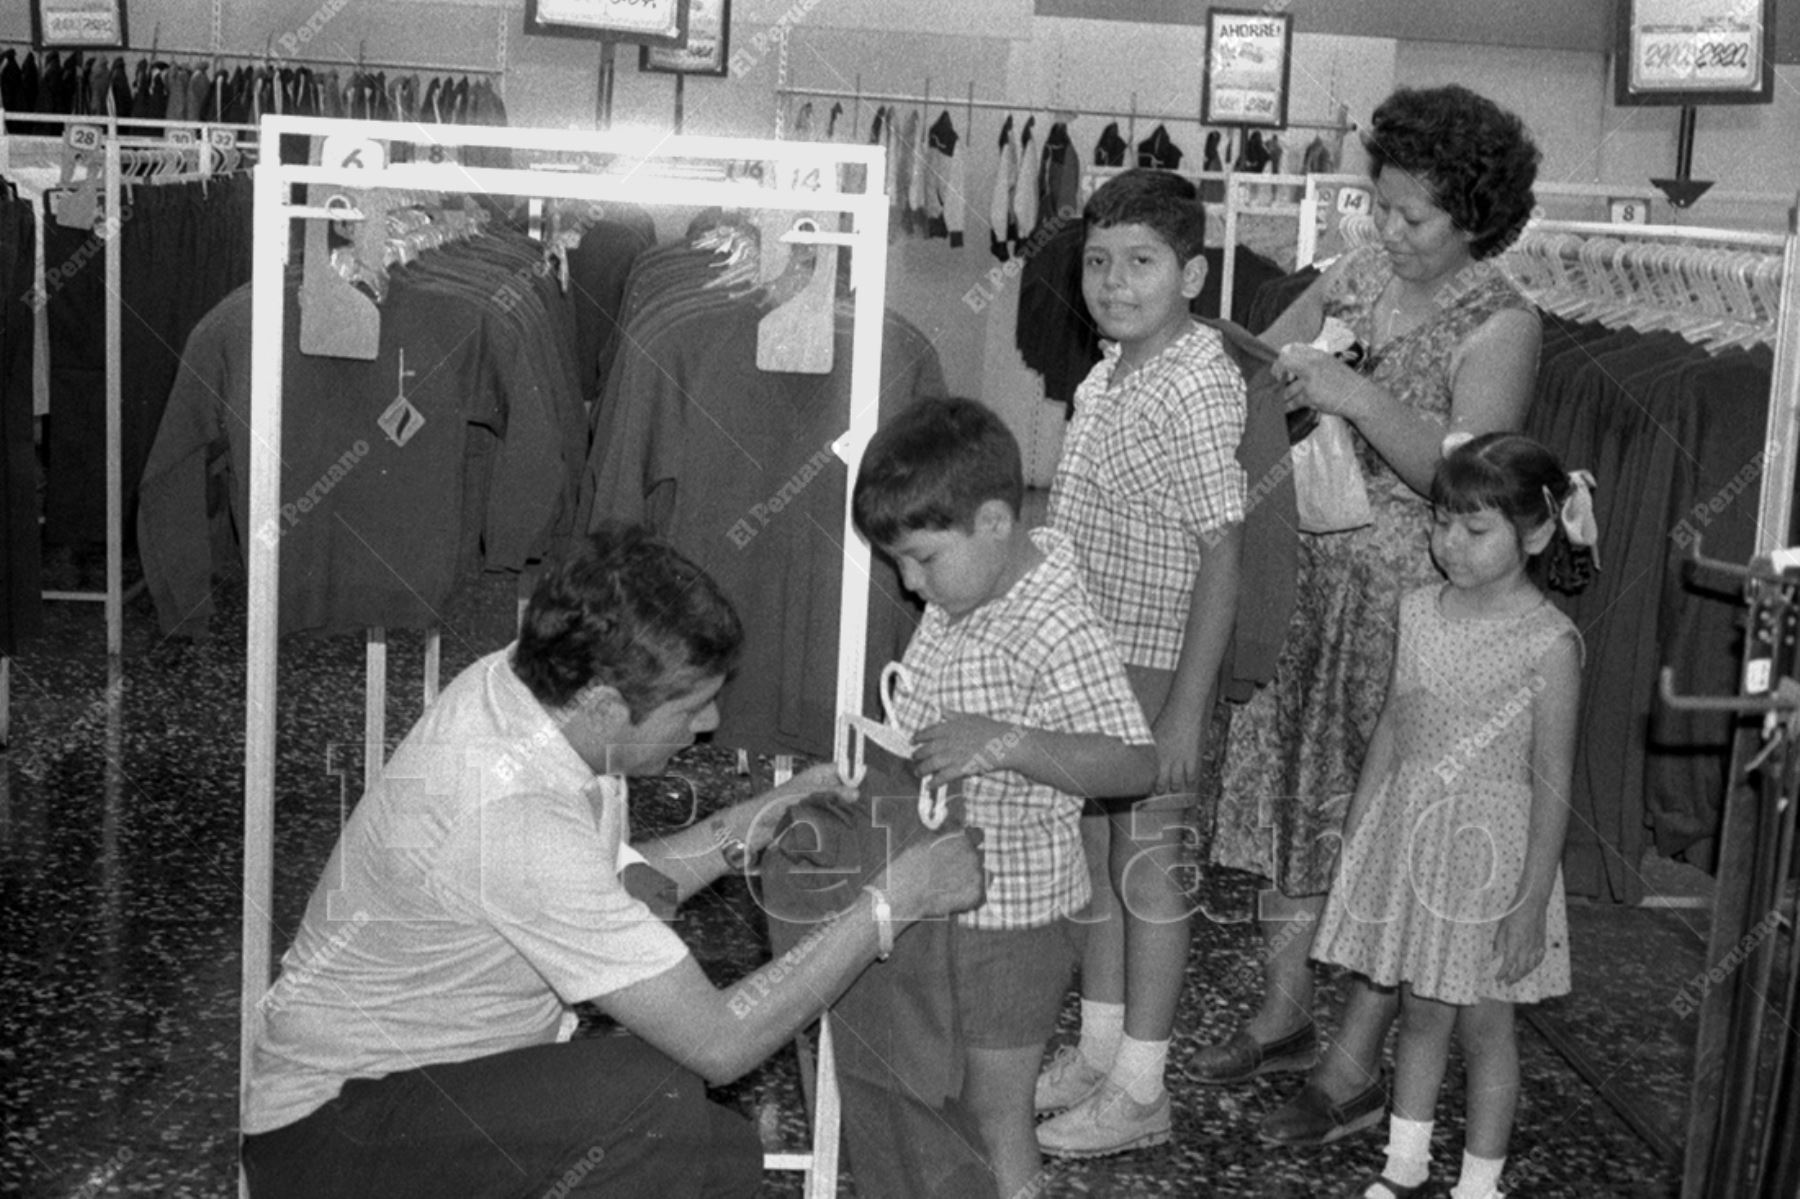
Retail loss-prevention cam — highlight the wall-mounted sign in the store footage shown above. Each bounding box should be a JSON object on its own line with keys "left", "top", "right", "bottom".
{"left": 1615, "top": 0, "right": 1774, "bottom": 105}
{"left": 526, "top": 0, "right": 689, "bottom": 47}
{"left": 1202, "top": 8, "right": 1292, "bottom": 128}
{"left": 640, "top": 0, "right": 729, "bottom": 75}
{"left": 31, "top": 0, "right": 128, "bottom": 49}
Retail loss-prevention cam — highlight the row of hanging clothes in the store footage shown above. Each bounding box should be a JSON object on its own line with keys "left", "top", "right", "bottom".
{"left": 574, "top": 207, "right": 950, "bottom": 759}
{"left": 135, "top": 189, "right": 652, "bottom": 640}
{"left": 0, "top": 175, "right": 40, "bottom": 657}
{"left": 0, "top": 47, "right": 506, "bottom": 138}
{"left": 1503, "top": 231, "right": 1784, "bottom": 903}
{"left": 29, "top": 143, "right": 257, "bottom": 557}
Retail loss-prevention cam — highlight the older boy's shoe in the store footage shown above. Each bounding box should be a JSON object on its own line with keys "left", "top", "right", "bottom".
{"left": 1186, "top": 1021, "right": 1319, "bottom": 1085}
{"left": 1033, "top": 1044, "right": 1106, "bottom": 1116}
{"left": 1036, "top": 1079, "right": 1171, "bottom": 1158}
{"left": 1344, "top": 1174, "right": 1429, "bottom": 1199}
{"left": 1258, "top": 1078, "right": 1386, "bottom": 1146}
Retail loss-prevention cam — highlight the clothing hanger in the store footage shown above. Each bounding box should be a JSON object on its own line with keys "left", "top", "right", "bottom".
{"left": 756, "top": 214, "right": 837, "bottom": 374}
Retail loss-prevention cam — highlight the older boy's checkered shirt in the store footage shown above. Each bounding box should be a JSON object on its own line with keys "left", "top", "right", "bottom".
{"left": 886, "top": 528, "right": 1153, "bottom": 930}
{"left": 1049, "top": 322, "right": 1247, "bottom": 671}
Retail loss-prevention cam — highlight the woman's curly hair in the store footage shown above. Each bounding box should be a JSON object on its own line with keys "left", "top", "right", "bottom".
{"left": 1364, "top": 85, "right": 1541, "bottom": 260}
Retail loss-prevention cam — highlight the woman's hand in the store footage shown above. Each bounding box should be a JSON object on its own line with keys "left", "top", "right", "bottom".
{"left": 1274, "top": 343, "right": 1379, "bottom": 424}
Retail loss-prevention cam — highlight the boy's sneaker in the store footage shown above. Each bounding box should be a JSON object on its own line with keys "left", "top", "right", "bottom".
{"left": 1033, "top": 1044, "right": 1106, "bottom": 1116}
{"left": 1035, "top": 1079, "right": 1171, "bottom": 1158}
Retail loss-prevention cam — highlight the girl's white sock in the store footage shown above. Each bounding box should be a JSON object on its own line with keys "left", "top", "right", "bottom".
{"left": 1372, "top": 1116, "right": 1433, "bottom": 1191}
{"left": 1076, "top": 999, "right": 1123, "bottom": 1071}
{"left": 1108, "top": 1035, "right": 1169, "bottom": 1103}
{"left": 1449, "top": 1151, "right": 1506, "bottom": 1199}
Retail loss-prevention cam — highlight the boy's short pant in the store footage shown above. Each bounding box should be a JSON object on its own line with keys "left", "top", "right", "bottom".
{"left": 1082, "top": 663, "right": 1232, "bottom": 861}
{"left": 952, "top": 918, "right": 1082, "bottom": 1049}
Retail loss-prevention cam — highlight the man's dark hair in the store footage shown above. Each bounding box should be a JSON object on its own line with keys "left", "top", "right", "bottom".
{"left": 852, "top": 396, "right": 1023, "bottom": 547}
{"left": 513, "top": 525, "right": 743, "bottom": 721}
{"left": 1083, "top": 168, "right": 1207, "bottom": 263}
{"left": 1363, "top": 84, "right": 1540, "bottom": 260}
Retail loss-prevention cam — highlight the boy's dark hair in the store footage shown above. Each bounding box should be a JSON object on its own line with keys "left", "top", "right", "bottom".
{"left": 1432, "top": 432, "right": 1595, "bottom": 593}
{"left": 1082, "top": 168, "right": 1207, "bottom": 263}
{"left": 1364, "top": 84, "right": 1540, "bottom": 260}
{"left": 852, "top": 396, "right": 1024, "bottom": 547}
{"left": 513, "top": 524, "right": 743, "bottom": 720}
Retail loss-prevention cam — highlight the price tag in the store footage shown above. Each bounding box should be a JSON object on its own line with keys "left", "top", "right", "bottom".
{"left": 1335, "top": 186, "right": 1371, "bottom": 216}
{"left": 1636, "top": 28, "right": 1759, "bottom": 90}
{"left": 65, "top": 124, "right": 103, "bottom": 153}
{"left": 1609, "top": 197, "right": 1650, "bottom": 226}
{"left": 208, "top": 127, "right": 237, "bottom": 150}
{"left": 166, "top": 127, "right": 198, "bottom": 146}
{"left": 318, "top": 134, "right": 387, "bottom": 173}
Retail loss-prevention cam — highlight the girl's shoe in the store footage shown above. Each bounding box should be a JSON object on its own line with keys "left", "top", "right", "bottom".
{"left": 1036, "top": 1079, "right": 1171, "bottom": 1158}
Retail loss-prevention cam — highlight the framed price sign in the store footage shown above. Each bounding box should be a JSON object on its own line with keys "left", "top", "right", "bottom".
{"left": 640, "top": 0, "right": 729, "bottom": 75}
{"left": 30, "top": 0, "right": 128, "bottom": 49}
{"left": 1615, "top": 0, "right": 1775, "bottom": 105}
{"left": 1201, "top": 7, "right": 1292, "bottom": 128}
{"left": 526, "top": 0, "right": 689, "bottom": 47}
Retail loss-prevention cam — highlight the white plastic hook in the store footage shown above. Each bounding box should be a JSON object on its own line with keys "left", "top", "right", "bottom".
{"left": 832, "top": 662, "right": 950, "bottom": 829}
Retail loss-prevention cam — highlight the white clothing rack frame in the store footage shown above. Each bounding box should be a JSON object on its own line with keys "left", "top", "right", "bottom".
{"left": 242, "top": 113, "right": 894, "bottom": 1198}
{"left": 0, "top": 115, "right": 258, "bottom": 744}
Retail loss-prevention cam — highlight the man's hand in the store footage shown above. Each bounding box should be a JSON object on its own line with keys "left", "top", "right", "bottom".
{"left": 760, "top": 762, "right": 857, "bottom": 808}
{"left": 912, "top": 710, "right": 1016, "bottom": 786}
{"left": 879, "top": 828, "right": 986, "bottom": 922}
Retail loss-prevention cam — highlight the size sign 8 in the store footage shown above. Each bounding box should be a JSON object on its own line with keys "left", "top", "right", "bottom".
{"left": 1609, "top": 198, "right": 1650, "bottom": 225}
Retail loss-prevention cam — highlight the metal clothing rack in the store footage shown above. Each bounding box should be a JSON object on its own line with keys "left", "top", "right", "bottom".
{"left": 242, "top": 114, "right": 895, "bottom": 1199}
{"left": 0, "top": 115, "right": 258, "bottom": 746}
{"left": 0, "top": 34, "right": 505, "bottom": 82}
{"left": 1659, "top": 548, "right": 1800, "bottom": 1198}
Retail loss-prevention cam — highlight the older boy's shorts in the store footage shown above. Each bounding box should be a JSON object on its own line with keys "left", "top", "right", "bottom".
{"left": 952, "top": 919, "right": 1081, "bottom": 1049}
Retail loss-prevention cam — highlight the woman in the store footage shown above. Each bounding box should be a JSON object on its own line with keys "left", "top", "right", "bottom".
{"left": 1190, "top": 84, "right": 1544, "bottom": 1148}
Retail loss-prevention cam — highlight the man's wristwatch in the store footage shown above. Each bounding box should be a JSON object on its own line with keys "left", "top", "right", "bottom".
{"left": 711, "top": 817, "right": 752, "bottom": 872}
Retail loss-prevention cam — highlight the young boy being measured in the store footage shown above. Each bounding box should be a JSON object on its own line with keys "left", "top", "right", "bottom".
{"left": 852, "top": 396, "right": 1157, "bottom": 1199}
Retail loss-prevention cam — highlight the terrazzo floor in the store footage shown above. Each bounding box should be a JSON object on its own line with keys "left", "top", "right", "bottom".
{"left": 0, "top": 549, "right": 1729, "bottom": 1198}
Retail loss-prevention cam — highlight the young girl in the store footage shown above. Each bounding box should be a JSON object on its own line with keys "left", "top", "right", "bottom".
{"left": 1309, "top": 432, "right": 1597, "bottom": 1199}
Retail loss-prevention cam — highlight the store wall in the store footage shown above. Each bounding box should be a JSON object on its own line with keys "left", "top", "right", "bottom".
{"left": 6, "top": 0, "right": 1796, "bottom": 479}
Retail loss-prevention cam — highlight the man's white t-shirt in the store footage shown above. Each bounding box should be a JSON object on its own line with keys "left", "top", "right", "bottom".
{"left": 243, "top": 648, "right": 690, "bottom": 1135}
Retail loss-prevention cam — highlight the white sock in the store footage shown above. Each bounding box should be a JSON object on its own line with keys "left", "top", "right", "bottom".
{"left": 1450, "top": 1151, "right": 1505, "bottom": 1199}
{"left": 1373, "top": 1116, "right": 1433, "bottom": 1191}
{"left": 1107, "top": 1035, "right": 1169, "bottom": 1103}
{"left": 1077, "top": 999, "right": 1123, "bottom": 1072}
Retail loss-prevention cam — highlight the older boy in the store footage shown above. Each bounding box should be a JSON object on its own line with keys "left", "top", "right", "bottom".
{"left": 240, "top": 526, "right": 985, "bottom": 1199}
{"left": 1035, "top": 169, "right": 1248, "bottom": 1157}
{"left": 853, "top": 396, "right": 1157, "bottom": 1199}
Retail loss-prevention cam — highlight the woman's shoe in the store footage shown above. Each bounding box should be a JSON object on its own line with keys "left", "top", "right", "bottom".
{"left": 1185, "top": 1022, "right": 1319, "bottom": 1085}
{"left": 1257, "top": 1078, "right": 1386, "bottom": 1146}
